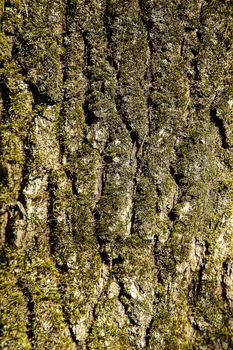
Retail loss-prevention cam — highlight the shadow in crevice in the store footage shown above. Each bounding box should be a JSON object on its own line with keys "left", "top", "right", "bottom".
{"left": 0, "top": 82, "right": 10, "bottom": 122}
{"left": 210, "top": 107, "right": 229, "bottom": 149}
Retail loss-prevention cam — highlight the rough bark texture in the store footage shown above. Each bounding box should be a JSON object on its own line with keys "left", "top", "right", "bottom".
{"left": 0, "top": 0, "right": 233, "bottom": 349}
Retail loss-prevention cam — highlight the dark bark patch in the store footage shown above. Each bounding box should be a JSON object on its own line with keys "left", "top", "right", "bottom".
{"left": 210, "top": 107, "right": 229, "bottom": 149}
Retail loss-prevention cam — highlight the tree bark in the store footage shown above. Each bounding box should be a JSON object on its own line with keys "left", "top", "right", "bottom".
{"left": 0, "top": 0, "right": 233, "bottom": 349}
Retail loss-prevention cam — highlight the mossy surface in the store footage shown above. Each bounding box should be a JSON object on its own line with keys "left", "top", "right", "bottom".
{"left": 0, "top": 0, "right": 233, "bottom": 349}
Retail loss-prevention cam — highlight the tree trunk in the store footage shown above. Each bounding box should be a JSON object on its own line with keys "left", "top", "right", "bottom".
{"left": 0, "top": 0, "right": 233, "bottom": 348}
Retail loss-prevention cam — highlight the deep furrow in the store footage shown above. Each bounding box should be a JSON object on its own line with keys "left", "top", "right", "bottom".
{"left": 221, "top": 261, "right": 231, "bottom": 312}
{"left": 16, "top": 281, "right": 35, "bottom": 349}
{"left": 82, "top": 31, "right": 95, "bottom": 127}
{"left": 210, "top": 107, "right": 229, "bottom": 149}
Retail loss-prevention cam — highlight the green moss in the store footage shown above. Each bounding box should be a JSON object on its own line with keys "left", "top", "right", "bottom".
{"left": 0, "top": 33, "right": 12, "bottom": 64}
{"left": 0, "top": 63, "right": 34, "bottom": 212}
{"left": 0, "top": 257, "right": 31, "bottom": 349}
{"left": 15, "top": 0, "right": 64, "bottom": 102}
{"left": 0, "top": 0, "right": 232, "bottom": 348}
{"left": 0, "top": 247, "right": 78, "bottom": 349}
{"left": 87, "top": 295, "right": 133, "bottom": 350}
{"left": 1, "top": 2, "right": 23, "bottom": 35}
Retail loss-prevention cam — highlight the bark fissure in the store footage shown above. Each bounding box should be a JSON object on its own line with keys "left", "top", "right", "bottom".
{"left": 104, "top": 0, "right": 113, "bottom": 55}
{"left": 60, "top": 297, "right": 80, "bottom": 348}
{"left": 118, "top": 282, "right": 138, "bottom": 327}
{"left": 221, "top": 260, "right": 232, "bottom": 311}
{"left": 47, "top": 174, "right": 57, "bottom": 256}
{"left": 3, "top": 209, "right": 14, "bottom": 245}
{"left": 17, "top": 281, "right": 35, "bottom": 349}
{"left": 195, "top": 241, "right": 210, "bottom": 300}
{"left": 210, "top": 107, "right": 229, "bottom": 149}
{"left": 145, "top": 316, "right": 154, "bottom": 348}
{"left": 82, "top": 31, "right": 96, "bottom": 127}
